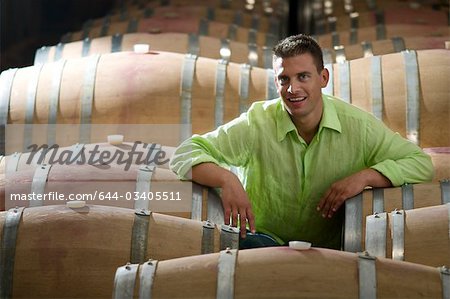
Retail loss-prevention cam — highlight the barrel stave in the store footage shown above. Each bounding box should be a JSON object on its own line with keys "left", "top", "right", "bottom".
{"left": 402, "top": 205, "right": 450, "bottom": 266}
{"left": 376, "top": 256, "right": 442, "bottom": 299}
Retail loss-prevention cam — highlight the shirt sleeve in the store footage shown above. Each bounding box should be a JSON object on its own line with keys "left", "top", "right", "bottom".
{"left": 364, "top": 115, "right": 434, "bottom": 186}
{"left": 169, "top": 110, "right": 255, "bottom": 180}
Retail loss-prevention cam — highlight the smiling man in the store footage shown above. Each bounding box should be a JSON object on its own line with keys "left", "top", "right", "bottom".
{"left": 170, "top": 34, "right": 434, "bottom": 249}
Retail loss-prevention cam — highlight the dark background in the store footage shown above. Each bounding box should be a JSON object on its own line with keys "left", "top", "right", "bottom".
{"left": 0, "top": 0, "right": 305, "bottom": 72}
{"left": 1, "top": 0, "right": 115, "bottom": 71}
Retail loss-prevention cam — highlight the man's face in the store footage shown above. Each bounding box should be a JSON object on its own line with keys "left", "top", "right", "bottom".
{"left": 274, "top": 53, "right": 329, "bottom": 120}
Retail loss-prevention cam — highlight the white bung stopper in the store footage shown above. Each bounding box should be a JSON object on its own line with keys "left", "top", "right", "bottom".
{"left": 66, "top": 200, "right": 86, "bottom": 209}
{"left": 133, "top": 44, "right": 150, "bottom": 54}
{"left": 289, "top": 241, "right": 312, "bottom": 250}
{"left": 107, "top": 135, "right": 124, "bottom": 145}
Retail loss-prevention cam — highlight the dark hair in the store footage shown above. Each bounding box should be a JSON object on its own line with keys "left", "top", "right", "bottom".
{"left": 273, "top": 34, "right": 324, "bottom": 73}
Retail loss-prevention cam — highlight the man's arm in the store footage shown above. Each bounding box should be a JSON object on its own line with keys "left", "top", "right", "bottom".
{"left": 170, "top": 110, "right": 257, "bottom": 237}
{"left": 317, "top": 114, "right": 434, "bottom": 218}
{"left": 192, "top": 163, "right": 255, "bottom": 237}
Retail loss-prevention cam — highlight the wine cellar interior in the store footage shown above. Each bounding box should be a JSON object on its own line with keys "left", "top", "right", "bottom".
{"left": 0, "top": 0, "right": 449, "bottom": 298}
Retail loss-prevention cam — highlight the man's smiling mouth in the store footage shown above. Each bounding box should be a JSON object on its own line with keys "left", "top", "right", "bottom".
{"left": 288, "top": 96, "right": 307, "bottom": 102}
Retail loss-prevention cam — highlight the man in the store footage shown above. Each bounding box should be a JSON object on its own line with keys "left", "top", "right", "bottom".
{"left": 170, "top": 34, "right": 434, "bottom": 249}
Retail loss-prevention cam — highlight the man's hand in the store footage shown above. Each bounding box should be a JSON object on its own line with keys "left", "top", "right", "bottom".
{"left": 221, "top": 175, "right": 256, "bottom": 238}
{"left": 317, "top": 169, "right": 392, "bottom": 218}
{"left": 192, "top": 163, "right": 256, "bottom": 238}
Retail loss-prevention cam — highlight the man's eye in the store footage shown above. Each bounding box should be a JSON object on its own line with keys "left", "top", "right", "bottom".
{"left": 299, "top": 74, "right": 310, "bottom": 81}
{"left": 279, "top": 77, "right": 288, "bottom": 84}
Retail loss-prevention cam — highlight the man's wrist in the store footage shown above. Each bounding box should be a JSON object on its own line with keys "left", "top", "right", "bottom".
{"left": 364, "top": 168, "right": 392, "bottom": 188}
{"left": 218, "top": 169, "right": 238, "bottom": 188}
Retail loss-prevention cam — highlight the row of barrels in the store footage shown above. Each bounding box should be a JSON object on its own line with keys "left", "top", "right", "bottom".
{"left": 0, "top": 140, "right": 222, "bottom": 224}
{"left": 62, "top": 3, "right": 449, "bottom": 43}
{"left": 0, "top": 204, "right": 237, "bottom": 298}
{"left": 1, "top": 139, "right": 449, "bottom": 212}
{"left": 309, "top": 0, "right": 449, "bottom": 16}
{"left": 1, "top": 204, "right": 448, "bottom": 298}
{"left": 112, "top": 0, "right": 287, "bottom": 17}
{"left": 33, "top": 33, "right": 450, "bottom": 67}
{"left": 0, "top": 140, "right": 449, "bottom": 266}
{"left": 2, "top": 48, "right": 449, "bottom": 153}
{"left": 311, "top": 0, "right": 449, "bottom": 33}
{"left": 32, "top": 4, "right": 449, "bottom": 65}
{"left": 1, "top": 0, "right": 449, "bottom": 298}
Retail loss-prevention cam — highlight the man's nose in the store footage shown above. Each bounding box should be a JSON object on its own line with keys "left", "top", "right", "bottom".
{"left": 287, "top": 80, "right": 301, "bottom": 94}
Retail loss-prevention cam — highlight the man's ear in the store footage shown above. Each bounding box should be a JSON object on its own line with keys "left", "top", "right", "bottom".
{"left": 273, "top": 73, "right": 280, "bottom": 89}
{"left": 320, "top": 67, "right": 329, "bottom": 88}
{"left": 272, "top": 68, "right": 282, "bottom": 91}
{"left": 272, "top": 56, "right": 282, "bottom": 90}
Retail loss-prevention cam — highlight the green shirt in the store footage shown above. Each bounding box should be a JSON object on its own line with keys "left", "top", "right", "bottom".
{"left": 170, "top": 95, "right": 434, "bottom": 249}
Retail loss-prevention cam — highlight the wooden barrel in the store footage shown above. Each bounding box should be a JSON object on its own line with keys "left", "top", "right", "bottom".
{"left": 34, "top": 32, "right": 272, "bottom": 68}
{"left": 424, "top": 147, "right": 450, "bottom": 181}
{"left": 322, "top": 36, "right": 449, "bottom": 63}
{"left": 112, "top": 0, "right": 284, "bottom": 16}
{"left": 0, "top": 50, "right": 277, "bottom": 150}
{"left": 314, "top": 24, "right": 450, "bottom": 48}
{"left": 84, "top": 5, "right": 280, "bottom": 35}
{"left": 0, "top": 205, "right": 238, "bottom": 298}
{"left": 314, "top": 7, "right": 448, "bottom": 34}
{"left": 323, "top": 49, "right": 449, "bottom": 148}
{"left": 113, "top": 247, "right": 446, "bottom": 299}
{"left": 363, "top": 203, "right": 450, "bottom": 267}
{"left": 61, "top": 16, "right": 277, "bottom": 48}
{"left": 0, "top": 142, "right": 224, "bottom": 224}
{"left": 344, "top": 181, "right": 450, "bottom": 254}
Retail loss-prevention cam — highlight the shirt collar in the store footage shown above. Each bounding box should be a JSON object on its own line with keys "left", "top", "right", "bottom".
{"left": 276, "top": 94, "right": 342, "bottom": 142}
